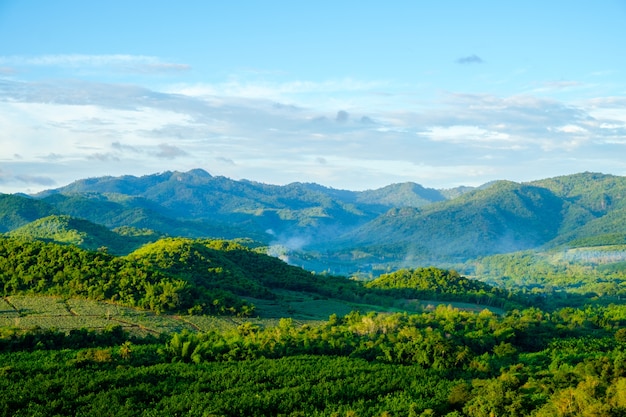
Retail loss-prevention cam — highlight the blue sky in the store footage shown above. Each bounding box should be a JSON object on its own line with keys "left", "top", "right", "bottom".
{"left": 1, "top": 1, "right": 626, "bottom": 193}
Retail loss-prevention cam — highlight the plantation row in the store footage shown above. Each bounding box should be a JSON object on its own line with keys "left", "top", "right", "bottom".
{"left": 1, "top": 304, "right": 626, "bottom": 416}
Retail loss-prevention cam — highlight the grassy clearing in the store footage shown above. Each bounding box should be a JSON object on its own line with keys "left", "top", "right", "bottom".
{"left": 244, "top": 290, "right": 358, "bottom": 320}
{"left": 0, "top": 295, "right": 296, "bottom": 335}
{"left": 179, "top": 315, "right": 296, "bottom": 332}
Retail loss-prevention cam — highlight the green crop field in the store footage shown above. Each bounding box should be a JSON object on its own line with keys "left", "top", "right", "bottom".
{"left": 1, "top": 293, "right": 501, "bottom": 336}
{"left": 0, "top": 294, "right": 349, "bottom": 335}
{"left": 0, "top": 295, "right": 204, "bottom": 335}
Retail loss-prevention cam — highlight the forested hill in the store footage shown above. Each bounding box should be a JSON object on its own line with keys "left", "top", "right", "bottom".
{"left": 0, "top": 235, "right": 396, "bottom": 316}
{"left": 35, "top": 168, "right": 449, "bottom": 230}
{"left": 331, "top": 173, "right": 626, "bottom": 269}
{"left": 338, "top": 181, "right": 565, "bottom": 262}
{"left": 365, "top": 267, "right": 516, "bottom": 307}
{"left": 0, "top": 169, "right": 453, "bottom": 254}
{"left": 7, "top": 214, "right": 161, "bottom": 255}
{"left": 3, "top": 169, "right": 626, "bottom": 274}
{"left": 0, "top": 193, "right": 57, "bottom": 232}
{"left": 36, "top": 169, "right": 452, "bottom": 211}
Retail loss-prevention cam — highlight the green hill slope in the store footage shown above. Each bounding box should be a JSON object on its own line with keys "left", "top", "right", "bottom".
{"left": 33, "top": 169, "right": 449, "bottom": 246}
{"left": 126, "top": 238, "right": 369, "bottom": 302}
{"left": 6, "top": 214, "right": 160, "bottom": 254}
{"left": 0, "top": 194, "right": 57, "bottom": 232}
{"left": 335, "top": 181, "right": 566, "bottom": 265}
{"left": 354, "top": 182, "right": 447, "bottom": 208}
{"left": 0, "top": 236, "right": 214, "bottom": 314}
{"left": 0, "top": 236, "right": 375, "bottom": 316}
{"left": 39, "top": 192, "right": 256, "bottom": 240}
{"left": 366, "top": 266, "right": 518, "bottom": 308}
{"left": 530, "top": 172, "right": 626, "bottom": 215}
{"left": 37, "top": 169, "right": 378, "bottom": 221}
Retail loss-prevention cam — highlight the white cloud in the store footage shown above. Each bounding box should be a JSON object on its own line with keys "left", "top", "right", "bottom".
{"left": 0, "top": 54, "right": 190, "bottom": 74}
{"left": 0, "top": 99, "right": 197, "bottom": 165}
{"left": 588, "top": 108, "right": 626, "bottom": 124}
{"left": 1, "top": 74, "right": 626, "bottom": 193}
{"left": 423, "top": 125, "right": 513, "bottom": 145}
{"left": 167, "top": 78, "right": 390, "bottom": 108}
{"left": 553, "top": 125, "right": 588, "bottom": 134}
{"left": 171, "top": 78, "right": 385, "bottom": 96}
{"left": 156, "top": 143, "right": 188, "bottom": 159}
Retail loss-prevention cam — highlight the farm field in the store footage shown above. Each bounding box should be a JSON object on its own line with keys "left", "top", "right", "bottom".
{"left": 0, "top": 294, "right": 372, "bottom": 334}
{"left": 1, "top": 295, "right": 205, "bottom": 335}
{"left": 0, "top": 294, "right": 500, "bottom": 335}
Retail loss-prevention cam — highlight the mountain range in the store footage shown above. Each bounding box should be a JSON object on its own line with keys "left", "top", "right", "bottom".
{"left": 2, "top": 169, "right": 626, "bottom": 274}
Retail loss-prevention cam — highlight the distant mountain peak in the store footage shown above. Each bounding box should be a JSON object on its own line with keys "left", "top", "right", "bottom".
{"left": 171, "top": 168, "right": 213, "bottom": 180}
{"left": 188, "top": 168, "right": 212, "bottom": 177}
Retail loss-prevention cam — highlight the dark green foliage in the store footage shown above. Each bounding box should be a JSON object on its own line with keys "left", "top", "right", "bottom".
{"left": 0, "top": 236, "right": 250, "bottom": 315}
{"left": 0, "top": 325, "right": 144, "bottom": 352}
{"left": 366, "top": 267, "right": 522, "bottom": 309}
{"left": 0, "top": 348, "right": 453, "bottom": 417}
{"left": 127, "top": 238, "right": 276, "bottom": 300}
{"left": 127, "top": 237, "right": 376, "bottom": 305}
{"left": 0, "top": 194, "right": 56, "bottom": 232}
{"left": 6, "top": 214, "right": 160, "bottom": 255}
{"left": 368, "top": 267, "right": 487, "bottom": 293}
{"left": 0, "top": 235, "right": 386, "bottom": 316}
{"left": 157, "top": 305, "right": 626, "bottom": 367}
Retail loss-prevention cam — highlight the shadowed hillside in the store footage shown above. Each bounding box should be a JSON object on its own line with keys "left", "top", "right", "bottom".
{"left": 0, "top": 194, "right": 57, "bottom": 232}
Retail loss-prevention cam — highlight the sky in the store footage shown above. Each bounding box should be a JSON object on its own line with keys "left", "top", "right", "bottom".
{"left": 1, "top": 1, "right": 626, "bottom": 194}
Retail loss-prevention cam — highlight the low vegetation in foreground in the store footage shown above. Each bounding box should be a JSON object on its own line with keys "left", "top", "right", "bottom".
{"left": 1, "top": 305, "right": 626, "bottom": 416}
{"left": 1, "top": 234, "right": 626, "bottom": 416}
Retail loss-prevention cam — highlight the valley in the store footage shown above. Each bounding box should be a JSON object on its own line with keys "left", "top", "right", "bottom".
{"left": 1, "top": 169, "right": 626, "bottom": 416}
